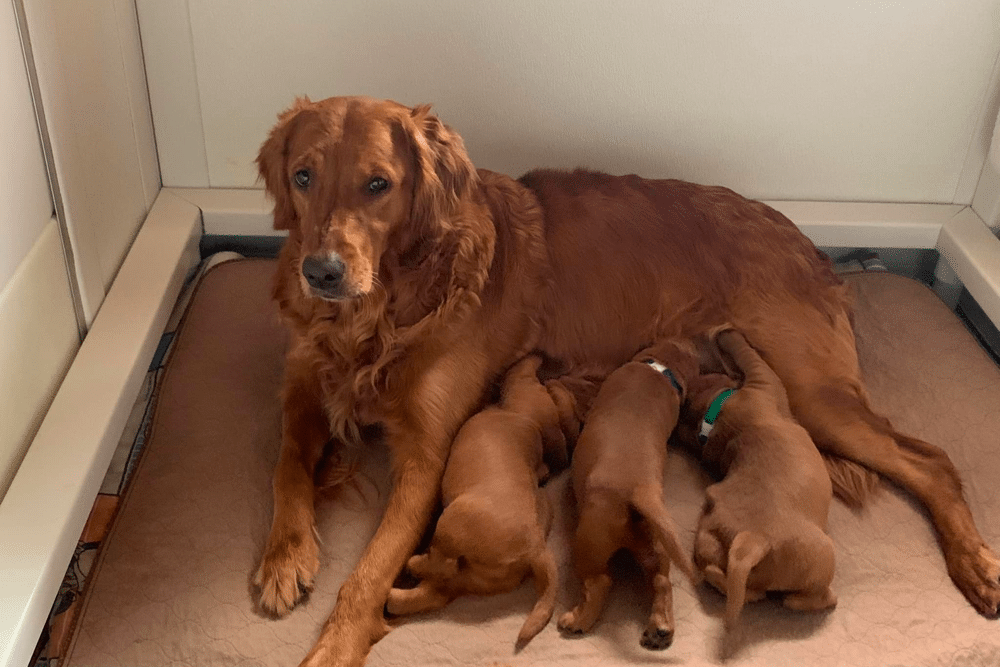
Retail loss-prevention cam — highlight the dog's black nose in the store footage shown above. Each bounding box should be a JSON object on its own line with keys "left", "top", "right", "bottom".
{"left": 302, "top": 255, "right": 346, "bottom": 292}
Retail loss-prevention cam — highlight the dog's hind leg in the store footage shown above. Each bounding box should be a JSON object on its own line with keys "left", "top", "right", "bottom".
{"left": 793, "top": 382, "right": 1000, "bottom": 617}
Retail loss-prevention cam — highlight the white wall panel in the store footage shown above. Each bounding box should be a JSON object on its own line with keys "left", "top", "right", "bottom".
{"left": 954, "top": 41, "right": 1000, "bottom": 204}
{"left": 0, "top": 0, "right": 53, "bottom": 289}
{"left": 0, "top": 191, "right": 201, "bottom": 667}
{"left": 145, "top": 0, "right": 1000, "bottom": 203}
{"left": 134, "top": 0, "right": 208, "bottom": 188}
{"left": 22, "top": 0, "right": 161, "bottom": 323}
{"left": 0, "top": 219, "right": 80, "bottom": 500}
{"left": 113, "top": 0, "right": 161, "bottom": 211}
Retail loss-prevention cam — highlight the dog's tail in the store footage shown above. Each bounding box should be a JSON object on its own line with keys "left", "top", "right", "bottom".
{"left": 724, "top": 531, "right": 770, "bottom": 627}
{"left": 630, "top": 487, "right": 700, "bottom": 586}
{"left": 516, "top": 545, "right": 559, "bottom": 647}
{"left": 822, "top": 453, "right": 881, "bottom": 509}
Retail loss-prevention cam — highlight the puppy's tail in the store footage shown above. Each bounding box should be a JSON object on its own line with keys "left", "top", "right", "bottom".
{"left": 630, "top": 487, "right": 700, "bottom": 586}
{"left": 724, "top": 531, "right": 770, "bottom": 628}
{"left": 516, "top": 545, "right": 559, "bottom": 647}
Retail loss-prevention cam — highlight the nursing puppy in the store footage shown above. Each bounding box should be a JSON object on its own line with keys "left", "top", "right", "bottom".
{"left": 678, "top": 330, "right": 837, "bottom": 628}
{"left": 386, "top": 355, "right": 574, "bottom": 646}
{"left": 558, "top": 338, "right": 700, "bottom": 650}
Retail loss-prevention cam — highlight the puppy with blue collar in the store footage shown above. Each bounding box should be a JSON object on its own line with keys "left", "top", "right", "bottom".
{"left": 558, "top": 337, "right": 701, "bottom": 650}
{"left": 677, "top": 329, "right": 837, "bottom": 634}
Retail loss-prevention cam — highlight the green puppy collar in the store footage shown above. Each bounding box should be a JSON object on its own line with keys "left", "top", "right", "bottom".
{"left": 698, "top": 388, "right": 734, "bottom": 445}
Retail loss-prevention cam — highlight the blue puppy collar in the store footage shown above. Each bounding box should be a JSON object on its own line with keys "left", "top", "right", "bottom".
{"left": 644, "top": 359, "right": 683, "bottom": 395}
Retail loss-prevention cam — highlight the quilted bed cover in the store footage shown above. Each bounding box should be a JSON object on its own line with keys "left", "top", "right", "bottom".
{"left": 62, "top": 259, "right": 1000, "bottom": 667}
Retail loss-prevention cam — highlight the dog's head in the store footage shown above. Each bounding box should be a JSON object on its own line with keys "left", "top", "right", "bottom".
{"left": 257, "top": 96, "right": 479, "bottom": 301}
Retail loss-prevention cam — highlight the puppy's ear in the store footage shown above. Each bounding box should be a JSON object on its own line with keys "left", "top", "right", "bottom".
{"left": 405, "top": 104, "right": 478, "bottom": 230}
{"left": 545, "top": 376, "right": 602, "bottom": 440}
{"left": 256, "top": 97, "right": 311, "bottom": 231}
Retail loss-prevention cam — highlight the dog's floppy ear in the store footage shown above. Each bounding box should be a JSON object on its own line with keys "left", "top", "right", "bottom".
{"left": 405, "top": 104, "right": 478, "bottom": 230}
{"left": 389, "top": 104, "right": 491, "bottom": 321}
{"left": 256, "top": 96, "right": 312, "bottom": 231}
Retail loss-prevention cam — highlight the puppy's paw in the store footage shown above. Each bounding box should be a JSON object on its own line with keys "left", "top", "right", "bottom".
{"left": 406, "top": 553, "right": 430, "bottom": 577}
{"left": 640, "top": 625, "right": 674, "bottom": 650}
{"left": 783, "top": 588, "right": 837, "bottom": 612}
{"left": 703, "top": 564, "right": 727, "bottom": 595}
{"left": 254, "top": 528, "right": 320, "bottom": 617}
{"left": 557, "top": 609, "right": 589, "bottom": 635}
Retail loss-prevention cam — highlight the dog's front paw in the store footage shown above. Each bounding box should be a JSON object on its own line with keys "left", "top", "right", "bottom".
{"left": 254, "top": 528, "right": 320, "bottom": 617}
{"left": 947, "top": 543, "right": 1000, "bottom": 618}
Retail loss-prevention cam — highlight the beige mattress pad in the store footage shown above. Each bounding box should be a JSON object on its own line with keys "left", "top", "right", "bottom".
{"left": 64, "top": 259, "right": 1000, "bottom": 667}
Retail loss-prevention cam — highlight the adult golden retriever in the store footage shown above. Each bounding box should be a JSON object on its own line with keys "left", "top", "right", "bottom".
{"left": 254, "top": 96, "right": 999, "bottom": 666}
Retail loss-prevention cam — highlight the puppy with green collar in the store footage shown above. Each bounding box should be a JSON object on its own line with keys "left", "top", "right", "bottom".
{"left": 678, "top": 329, "right": 837, "bottom": 632}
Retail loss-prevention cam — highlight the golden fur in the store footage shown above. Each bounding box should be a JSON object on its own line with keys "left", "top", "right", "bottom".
{"left": 255, "top": 96, "right": 1000, "bottom": 667}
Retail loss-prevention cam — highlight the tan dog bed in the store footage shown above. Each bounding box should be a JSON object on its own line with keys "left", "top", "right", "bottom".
{"left": 63, "top": 259, "right": 1000, "bottom": 667}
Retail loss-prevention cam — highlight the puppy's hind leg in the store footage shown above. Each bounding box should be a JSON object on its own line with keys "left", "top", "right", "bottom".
{"left": 783, "top": 587, "right": 837, "bottom": 612}
{"left": 558, "top": 574, "right": 612, "bottom": 635}
{"left": 558, "top": 492, "right": 623, "bottom": 635}
{"left": 386, "top": 580, "right": 451, "bottom": 616}
{"left": 641, "top": 540, "right": 676, "bottom": 650}
{"left": 631, "top": 486, "right": 699, "bottom": 585}
{"left": 783, "top": 531, "right": 837, "bottom": 612}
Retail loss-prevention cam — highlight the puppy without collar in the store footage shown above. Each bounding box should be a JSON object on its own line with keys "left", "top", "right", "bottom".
{"left": 386, "top": 355, "right": 575, "bottom": 646}
{"left": 678, "top": 330, "right": 837, "bottom": 630}
{"left": 558, "top": 337, "right": 700, "bottom": 650}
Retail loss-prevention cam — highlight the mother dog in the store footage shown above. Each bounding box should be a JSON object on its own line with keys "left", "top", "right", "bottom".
{"left": 254, "top": 96, "right": 999, "bottom": 666}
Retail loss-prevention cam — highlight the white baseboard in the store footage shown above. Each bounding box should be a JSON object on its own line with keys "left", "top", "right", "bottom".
{"left": 170, "top": 186, "right": 961, "bottom": 249}
{"left": 0, "top": 190, "right": 201, "bottom": 667}
{"left": 938, "top": 207, "right": 1000, "bottom": 329}
{"left": 171, "top": 187, "right": 278, "bottom": 236}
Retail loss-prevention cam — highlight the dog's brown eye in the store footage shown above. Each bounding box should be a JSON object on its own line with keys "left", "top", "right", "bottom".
{"left": 366, "top": 177, "right": 389, "bottom": 195}
{"left": 293, "top": 169, "right": 311, "bottom": 190}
